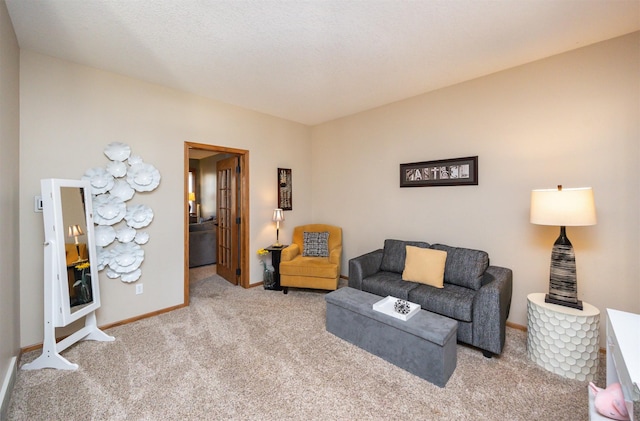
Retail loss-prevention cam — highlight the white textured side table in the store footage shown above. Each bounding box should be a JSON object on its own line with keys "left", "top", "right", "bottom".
{"left": 527, "top": 293, "right": 600, "bottom": 381}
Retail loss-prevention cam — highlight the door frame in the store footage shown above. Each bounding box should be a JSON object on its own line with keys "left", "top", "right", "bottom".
{"left": 184, "top": 141, "right": 250, "bottom": 304}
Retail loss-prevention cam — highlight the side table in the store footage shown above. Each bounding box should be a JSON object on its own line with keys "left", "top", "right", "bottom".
{"left": 264, "top": 245, "right": 287, "bottom": 291}
{"left": 527, "top": 292, "right": 600, "bottom": 381}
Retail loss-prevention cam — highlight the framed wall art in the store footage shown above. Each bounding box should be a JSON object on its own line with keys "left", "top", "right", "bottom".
{"left": 400, "top": 156, "right": 478, "bottom": 187}
{"left": 278, "top": 168, "right": 292, "bottom": 210}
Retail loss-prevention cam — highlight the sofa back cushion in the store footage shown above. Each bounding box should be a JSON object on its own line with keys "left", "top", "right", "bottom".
{"left": 380, "top": 239, "right": 430, "bottom": 273}
{"left": 430, "top": 244, "right": 488, "bottom": 291}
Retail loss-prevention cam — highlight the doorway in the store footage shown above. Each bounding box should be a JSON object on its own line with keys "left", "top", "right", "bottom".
{"left": 184, "top": 142, "right": 250, "bottom": 305}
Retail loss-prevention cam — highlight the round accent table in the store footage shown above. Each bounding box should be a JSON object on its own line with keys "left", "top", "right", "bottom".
{"left": 527, "top": 293, "right": 600, "bottom": 381}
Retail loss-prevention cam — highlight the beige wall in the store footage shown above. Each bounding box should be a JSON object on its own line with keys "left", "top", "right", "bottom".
{"left": 0, "top": 0, "right": 20, "bottom": 415}
{"left": 311, "top": 32, "right": 640, "bottom": 343}
{"left": 14, "top": 29, "right": 640, "bottom": 351}
{"left": 19, "top": 51, "right": 312, "bottom": 347}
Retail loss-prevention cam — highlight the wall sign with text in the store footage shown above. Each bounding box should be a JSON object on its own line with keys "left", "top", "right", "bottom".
{"left": 400, "top": 156, "right": 478, "bottom": 187}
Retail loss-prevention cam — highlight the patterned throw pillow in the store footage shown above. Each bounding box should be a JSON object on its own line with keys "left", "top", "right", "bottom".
{"left": 302, "top": 231, "right": 330, "bottom": 257}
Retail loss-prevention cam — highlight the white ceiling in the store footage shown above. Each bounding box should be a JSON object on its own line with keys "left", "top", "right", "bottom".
{"left": 6, "top": 0, "right": 640, "bottom": 125}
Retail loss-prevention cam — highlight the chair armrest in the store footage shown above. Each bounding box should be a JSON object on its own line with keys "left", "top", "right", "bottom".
{"left": 472, "top": 265, "right": 513, "bottom": 355}
{"left": 348, "top": 249, "right": 383, "bottom": 290}
{"left": 281, "top": 244, "right": 299, "bottom": 262}
{"left": 329, "top": 246, "right": 342, "bottom": 265}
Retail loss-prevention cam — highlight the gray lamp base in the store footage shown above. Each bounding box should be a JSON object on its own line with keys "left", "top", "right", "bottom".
{"left": 545, "top": 294, "right": 583, "bottom": 310}
{"left": 546, "top": 226, "right": 583, "bottom": 311}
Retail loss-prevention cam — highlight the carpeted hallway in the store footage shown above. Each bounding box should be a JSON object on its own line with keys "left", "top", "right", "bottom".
{"left": 8, "top": 266, "right": 607, "bottom": 420}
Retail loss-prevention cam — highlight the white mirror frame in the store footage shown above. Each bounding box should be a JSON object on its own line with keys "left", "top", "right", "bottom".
{"left": 22, "top": 178, "right": 114, "bottom": 371}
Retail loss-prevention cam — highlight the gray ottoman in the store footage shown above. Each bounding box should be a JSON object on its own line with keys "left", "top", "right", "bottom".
{"left": 325, "top": 287, "right": 457, "bottom": 387}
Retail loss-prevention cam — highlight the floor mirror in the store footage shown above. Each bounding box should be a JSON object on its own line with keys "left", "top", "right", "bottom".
{"left": 22, "top": 178, "right": 114, "bottom": 371}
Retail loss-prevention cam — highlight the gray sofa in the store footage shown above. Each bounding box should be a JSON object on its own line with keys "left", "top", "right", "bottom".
{"left": 188, "top": 220, "right": 217, "bottom": 267}
{"left": 348, "top": 239, "right": 512, "bottom": 357}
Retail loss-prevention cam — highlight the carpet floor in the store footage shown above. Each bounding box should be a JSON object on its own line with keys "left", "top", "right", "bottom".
{"left": 8, "top": 272, "right": 607, "bottom": 420}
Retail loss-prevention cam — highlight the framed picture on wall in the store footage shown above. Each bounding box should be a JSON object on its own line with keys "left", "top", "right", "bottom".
{"left": 278, "top": 168, "right": 292, "bottom": 210}
{"left": 400, "top": 156, "right": 478, "bottom": 187}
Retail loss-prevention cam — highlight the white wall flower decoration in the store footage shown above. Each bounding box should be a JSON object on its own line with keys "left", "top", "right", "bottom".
{"left": 127, "top": 154, "right": 143, "bottom": 165}
{"left": 95, "top": 225, "right": 116, "bottom": 247}
{"left": 93, "top": 194, "right": 127, "bottom": 226}
{"left": 127, "top": 162, "right": 161, "bottom": 192}
{"left": 121, "top": 269, "right": 142, "bottom": 283}
{"left": 109, "top": 242, "right": 144, "bottom": 274}
{"left": 115, "top": 226, "right": 137, "bottom": 243}
{"left": 83, "top": 167, "right": 115, "bottom": 195}
{"left": 134, "top": 231, "right": 149, "bottom": 245}
{"left": 109, "top": 179, "right": 135, "bottom": 201}
{"left": 83, "top": 142, "right": 160, "bottom": 283}
{"left": 106, "top": 160, "right": 127, "bottom": 178}
{"left": 96, "top": 246, "right": 111, "bottom": 271}
{"left": 125, "top": 204, "right": 154, "bottom": 229}
{"left": 104, "top": 142, "right": 131, "bottom": 161}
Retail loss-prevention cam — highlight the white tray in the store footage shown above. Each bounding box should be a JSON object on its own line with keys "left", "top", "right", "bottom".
{"left": 373, "top": 296, "right": 421, "bottom": 321}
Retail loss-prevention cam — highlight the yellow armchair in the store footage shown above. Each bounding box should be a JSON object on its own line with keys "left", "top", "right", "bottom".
{"left": 279, "top": 224, "right": 342, "bottom": 294}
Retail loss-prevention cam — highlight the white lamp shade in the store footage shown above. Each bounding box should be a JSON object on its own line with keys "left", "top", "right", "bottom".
{"left": 68, "top": 224, "right": 84, "bottom": 237}
{"left": 530, "top": 187, "right": 596, "bottom": 226}
{"left": 272, "top": 208, "right": 284, "bottom": 222}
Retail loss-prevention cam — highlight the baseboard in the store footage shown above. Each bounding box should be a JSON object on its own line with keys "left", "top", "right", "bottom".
{"left": 506, "top": 320, "right": 606, "bottom": 355}
{"left": 506, "top": 321, "right": 527, "bottom": 331}
{"left": 0, "top": 356, "right": 18, "bottom": 421}
{"left": 21, "top": 303, "right": 188, "bottom": 354}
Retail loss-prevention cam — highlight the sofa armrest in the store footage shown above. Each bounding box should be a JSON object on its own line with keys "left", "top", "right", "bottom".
{"left": 471, "top": 265, "right": 513, "bottom": 355}
{"left": 281, "top": 244, "right": 299, "bottom": 262}
{"left": 189, "top": 230, "right": 217, "bottom": 267}
{"left": 348, "top": 249, "right": 383, "bottom": 290}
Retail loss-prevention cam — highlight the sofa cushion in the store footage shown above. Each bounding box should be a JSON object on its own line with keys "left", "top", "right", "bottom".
{"left": 302, "top": 231, "right": 330, "bottom": 257}
{"left": 430, "top": 244, "right": 488, "bottom": 291}
{"left": 408, "top": 283, "right": 475, "bottom": 322}
{"left": 380, "top": 239, "right": 430, "bottom": 273}
{"left": 361, "top": 271, "right": 418, "bottom": 301}
{"left": 402, "top": 246, "right": 447, "bottom": 288}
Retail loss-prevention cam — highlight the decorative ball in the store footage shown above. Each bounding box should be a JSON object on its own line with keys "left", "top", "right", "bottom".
{"left": 394, "top": 299, "right": 411, "bottom": 315}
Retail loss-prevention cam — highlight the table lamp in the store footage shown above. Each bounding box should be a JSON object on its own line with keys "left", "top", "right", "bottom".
{"left": 272, "top": 208, "right": 284, "bottom": 247}
{"left": 68, "top": 224, "right": 85, "bottom": 262}
{"left": 530, "top": 185, "right": 596, "bottom": 310}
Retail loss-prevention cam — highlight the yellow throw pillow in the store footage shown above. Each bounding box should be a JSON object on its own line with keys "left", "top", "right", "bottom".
{"left": 402, "top": 246, "right": 447, "bottom": 288}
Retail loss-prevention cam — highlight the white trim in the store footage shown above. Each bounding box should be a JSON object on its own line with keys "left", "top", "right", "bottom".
{"left": 0, "top": 356, "right": 18, "bottom": 420}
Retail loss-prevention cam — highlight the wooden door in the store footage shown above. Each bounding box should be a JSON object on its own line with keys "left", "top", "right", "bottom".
{"left": 216, "top": 156, "right": 239, "bottom": 285}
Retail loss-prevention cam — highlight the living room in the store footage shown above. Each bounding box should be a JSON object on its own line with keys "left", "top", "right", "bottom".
{"left": 1, "top": 1, "right": 638, "bottom": 419}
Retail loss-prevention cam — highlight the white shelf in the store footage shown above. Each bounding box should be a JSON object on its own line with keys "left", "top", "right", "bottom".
{"left": 589, "top": 385, "right": 635, "bottom": 421}
{"left": 595, "top": 308, "right": 640, "bottom": 421}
